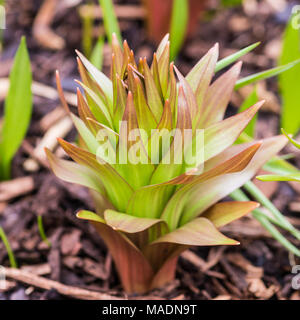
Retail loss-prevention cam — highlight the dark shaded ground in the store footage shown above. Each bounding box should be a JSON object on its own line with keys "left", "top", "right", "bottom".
{"left": 0, "top": 0, "right": 300, "bottom": 300}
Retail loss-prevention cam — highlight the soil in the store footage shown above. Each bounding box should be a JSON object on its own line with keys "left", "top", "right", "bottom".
{"left": 0, "top": 0, "right": 300, "bottom": 300}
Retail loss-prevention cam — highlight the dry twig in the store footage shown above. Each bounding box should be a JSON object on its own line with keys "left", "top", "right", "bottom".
{"left": 0, "top": 177, "right": 35, "bottom": 202}
{"left": 33, "top": 0, "right": 65, "bottom": 50}
{"left": 4, "top": 268, "right": 124, "bottom": 300}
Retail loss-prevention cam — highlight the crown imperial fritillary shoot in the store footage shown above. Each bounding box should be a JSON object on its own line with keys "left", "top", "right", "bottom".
{"left": 46, "top": 34, "right": 288, "bottom": 294}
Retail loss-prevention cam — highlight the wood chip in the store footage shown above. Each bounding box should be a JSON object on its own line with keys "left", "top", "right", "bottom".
{"left": 0, "top": 78, "right": 77, "bottom": 106}
{"left": 63, "top": 256, "right": 83, "bottom": 269}
{"left": 289, "top": 201, "right": 300, "bottom": 213}
{"left": 212, "top": 295, "right": 232, "bottom": 300}
{"left": 33, "top": 0, "right": 65, "bottom": 50}
{"left": 61, "top": 230, "right": 82, "bottom": 256}
{"left": 229, "top": 16, "right": 250, "bottom": 32}
{"left": 79, "top": 4, "right": 146, "bottom": 20}
{"left": 226, "top": 253, "right": 263, "bottom": 278}
{"left": 83, "top": 258, "right": 108, "bottom": 280}
{"left": 0, "top": 280, "right": 17, "bottom": 292}
{"left": 231, "top": 82, "right": 280, "bottom": 114}
{"left": 221, "top": 216, "right": 271, "bottom": 238}
{"left": 181, "top": 249, "right": 226, "bottom": 279}
{"left": 23, "top": 116, "right": 73, "bottom": 172}
{"left": 40, "top": 106, "right": 67, "bottom": 132}
{"left": 0, "top": 177, "right": 34, "bottom": 202}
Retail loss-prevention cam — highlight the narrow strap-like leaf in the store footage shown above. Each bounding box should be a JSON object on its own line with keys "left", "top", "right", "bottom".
{"left": 215, "top": 42, "right": 260, "bottom": 73}
{"left": 198, "top": 62, "right": 242, "bottom": 128}
{"left": 202, "top": 201, "right": 259, "bottom": 228}
{"left": 186, "top": 44, "right": 219, "bottom": 112}
{"left": 58, "top": 139, "right": 133, "bottom": 212}
{"left": 152, "top": 217, "right": 238, "bottom": 246}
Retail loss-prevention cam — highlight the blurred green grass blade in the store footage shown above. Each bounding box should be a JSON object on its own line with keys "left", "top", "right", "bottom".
{"left": 90, "top": 35, "right": 104, "bottom": 70}
{"left": 0, "top": 227, "right": 18, "bottom": 268}
{"left": 81, "top": 6, "right": 93, "bottom": 57}
{"left": 257, "top": 173, "right": 300, "bottom": 182}
{"left": 169, "top": 0, "right": 188, "bottom": 61}
{"left": 215, "top": 42, "right": 260, "bottom": 73}
{"left": 98, "top": 0, "right": 122, "bottom": 45}
{"left": 252, "top": 210, "right": 300, "bottom": 257}
{"left": 221, "top": 0, "right": 243, "bottom": 7}
{"left": 230, "top": 189, "right": 300, "bottom": 256}
{"left": 281, "top": 128, "right": 300, "bottom": 149}
{"left": 238, "top": 86, "right": 258, "bottom": 137}
{"left": 243, "top": 181, "right": 300, "bottom": 240}
{"left": 0, "top": 37, "right": 32, "bottom": 180}
{"left": 263, "top": 156, "right": 298, "bottom": 175}
{"left": 235, "top": 59, "right": 300, "bottom": 90}
{"left": 37, "top": 216, "right": 51, "bottom": 247}
{"left": 0, "top": 0, "right": 5, "bottom": 51}
{"left": 279, "top": 14, "right": 300, "bottom": 135}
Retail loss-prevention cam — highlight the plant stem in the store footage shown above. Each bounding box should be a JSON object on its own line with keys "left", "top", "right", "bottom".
{"left": 0, "top": 226, "right": 17, "bottom": 268}
{"left": 37, "top": 216, "right": 51, "bottom": 247}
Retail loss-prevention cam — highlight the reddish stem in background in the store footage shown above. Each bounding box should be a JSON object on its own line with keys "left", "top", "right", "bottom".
{"left": 143, "top": 0, "right": 207, "bottom": 44}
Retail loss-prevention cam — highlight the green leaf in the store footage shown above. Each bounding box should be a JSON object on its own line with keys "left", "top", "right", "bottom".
{"left": 150, "top": 86, "right": 191, "bottom": 185}
{"left": 198, "top": 62, "right": 242, "bottom": 128}
{"left": 76, "top": 80, "right": 113, "bottom": 128}
{"left": 142, "top": 58, "right": 164, "bottom": 122}
{"left": 152, "top": 217, "right": 238, "bottom": 246}
{"left": 70, "top": 114, "right": 100, "bottom": 154}
{"left": 58, "top": 139, "right": 133, "bottom": 212}
{"left": 156, "top": 34, "right": 169, "bottom": 61}
{"left": 161, "top": 142, "right": 261, "bottom": 230}
{"left": 116, "top": 92, "right": 154, "bottom": 190}
{"left": 215, "top": 42, "right": 260, "bottom": 72}
{"left": 202, "top": 201, "right": 259, "bottom": 228}
{"left": 45, "top": 148, "right": 106, "bottom": 196}
{"left": 263, "top": 155, "right": 298, "bottom": 175}
{"left": 238, "top": 86, "right": 258, "bottom": 137}
{"left": 186, "top": 44, "right": 219, "bottom": 111}
{"left": 157, "top": 42, "right": 170, "bottom": 97}
{"left": 90, "top": 35, "right": 104, "bottom": 70}
{"left": 203, "top": 101, "right": 262, "bottom": 161}
{"left": 256, "top": 173, "right": 300, "bottom": 182}
{"left": 169, "top": 0, "right": 188, "bottom": 60}
{"left": 176, "top": 135, "right": 287, "bottom": 229}
{"left": 37, "top": 215, "right": 51, "bottom": 247}
{"left": 77, "top": 210, "right": 106, "bottom": 223}
{"left": 98, "top": 0, "right": 122, "bottom": 45}
{"left": 0, "top": 37, "right": 32, "bottom": 180}
{"left": 235, "top": 59, "right": 300, "bottom": 90}
{"left": 174, "top": 66, "right": 198, "bottom": 123}
{"left": 76, "top": 50, "right": 113, "bottom": 111}
{"left": 279, "top": 15, "right": 300, "bottom": 135}
{"left": 281, "top": 128, "right": 300, "bottom": 149}
{"left": 104, "top": 209, "right": 168, "bottom": 234}
{"left": 128, "top": 68, "right": 157, "bottom": 135}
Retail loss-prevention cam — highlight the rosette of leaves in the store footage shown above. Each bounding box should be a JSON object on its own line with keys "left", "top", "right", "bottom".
{"left": 46, "top": 34, "right": 288, "bottom": 294}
